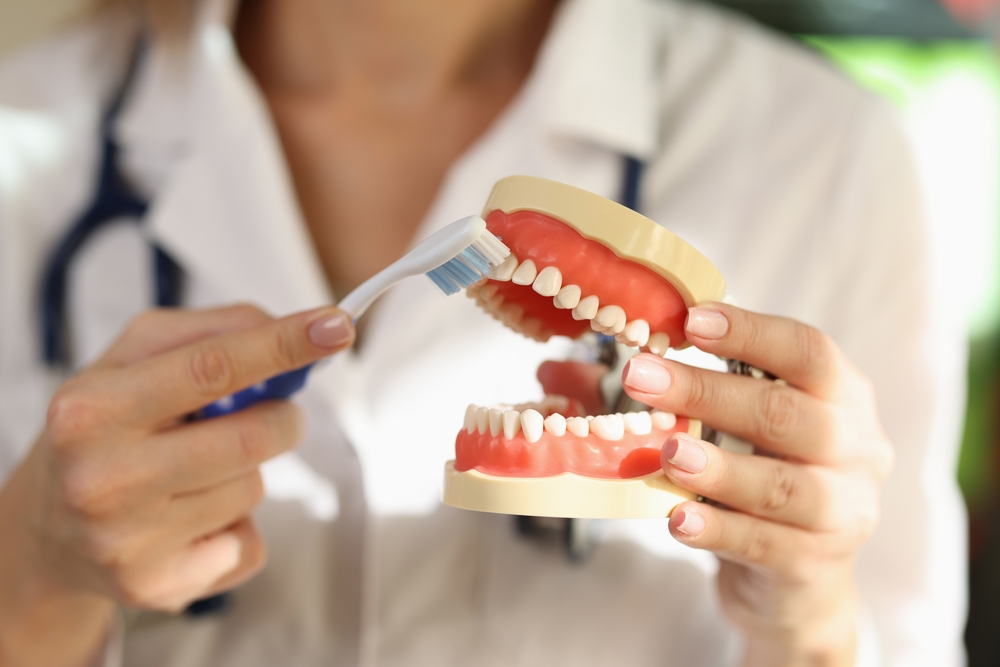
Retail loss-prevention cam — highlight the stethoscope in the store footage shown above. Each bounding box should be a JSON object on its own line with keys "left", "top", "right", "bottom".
{"left": 40, "top": 42, "right": 182, "bottom": 369}
{"left": 38, "top": 41, "right": 650, "bottom": 611}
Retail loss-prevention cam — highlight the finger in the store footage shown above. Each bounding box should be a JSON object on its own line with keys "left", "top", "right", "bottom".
{"left": 109, "top": 306, "right": 354, "bottom": 427}
{"left": 536, "top": 360, "right": 607, "bottom": 416}
{"left": 145, "top": 401, "right": 303, "bottom": 493}
{"left": 197, "top": 517, "right": 267, "bottom": 598}
{"left": 668, "top": 501, "right": 841, "bottom": 582}
{"left": 684, "top": 304, "right": 844, "bottom": 399}
{"left": 660, "top": 432, "right": 846, "bottom": 530}
{"left": 164, "top": 471, "right": 266, "bottom": 547}
{"left": 93, "top": 304, "right": 273, "bottom": 370}
{"left": 146, "top": 517, "right": 264, "bottom": 612}
{"left": 623, "top": 353, "right": 838, "bottom": 463}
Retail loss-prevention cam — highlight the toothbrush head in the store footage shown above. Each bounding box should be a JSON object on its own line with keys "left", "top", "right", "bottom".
{"left": 424, "top": 216, "right": 510, "bottom": 296}
{"left": 337, "top": 215, "right": 510, "bottom": 319}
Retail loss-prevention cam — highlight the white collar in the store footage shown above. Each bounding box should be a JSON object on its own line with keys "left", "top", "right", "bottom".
{"left": 537, "top": 0, "right": 660, "bottom": 160}
{"left": 117, "top": 0, "right": 332, "bottom": 314}
{"left": 114, "top": 0, "right": 660, "bottom": 312}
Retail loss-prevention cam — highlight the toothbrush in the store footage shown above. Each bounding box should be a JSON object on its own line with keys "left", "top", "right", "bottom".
{"left": 199, "top": 215, "right": 509, "bottom": 418}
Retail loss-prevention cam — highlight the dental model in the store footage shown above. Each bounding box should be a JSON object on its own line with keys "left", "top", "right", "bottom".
{"left": 443, "top": 176, "right": 727, "bottom": 519}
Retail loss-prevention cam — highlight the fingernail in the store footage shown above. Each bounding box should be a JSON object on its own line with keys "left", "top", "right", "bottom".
{"left": 308, "top": 312, "right": 354, "bottom": 349}
{"left": 686, "top": 308, "right": 729, "bottom": 340}
{"left": 661, "top": 433, "right": 707, "bottom": 474}
{"left": 623, "top": 357, "right": 671, "bottom": 394}
{"left": 675, "top": 507, "right": 705, "bottom": 537}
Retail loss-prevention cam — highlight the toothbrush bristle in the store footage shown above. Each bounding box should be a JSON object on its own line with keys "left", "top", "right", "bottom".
{"left": 425, "top": 229, "right": 510, "bottom": 296}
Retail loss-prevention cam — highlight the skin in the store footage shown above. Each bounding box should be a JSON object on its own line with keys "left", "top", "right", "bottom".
{"left": 0, "top": 306, "right": 356, "bottom": 666}
{"left": 234, "top": 0, "right": 559, "bottom": 299}
{"left": 614, "top": 304, "right": 894, "bottom": 665}
{"left": 544, "top": 304, "right": 891, "bottom": 665}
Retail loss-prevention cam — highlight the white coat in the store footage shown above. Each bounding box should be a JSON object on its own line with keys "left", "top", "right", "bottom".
{"left": 0, "top": 0, "right": 968, "bottom": 665}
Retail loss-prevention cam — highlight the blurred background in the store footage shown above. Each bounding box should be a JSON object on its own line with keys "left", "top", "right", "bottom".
{"left": 2, "top": 0, "right": 999, "bottom": 663}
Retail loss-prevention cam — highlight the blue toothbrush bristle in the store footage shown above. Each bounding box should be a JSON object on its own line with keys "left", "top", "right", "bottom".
{"left": 425, "top": 230, "right": 510, "bottom": 296}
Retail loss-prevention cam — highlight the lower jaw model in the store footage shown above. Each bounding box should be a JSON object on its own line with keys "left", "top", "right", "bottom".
{"left": 443, "top": 176, "right": 728, "bottom": 519}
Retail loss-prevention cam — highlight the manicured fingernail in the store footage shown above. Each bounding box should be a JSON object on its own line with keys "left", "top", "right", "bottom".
{"left": 308, "top": 312, "right": 354, "bottom": 349}
{"left": 623, "top": 357, "right": 671, "bottom": 394}
{"left": 674, "top": 507, "right": 705, "bottom": 537}
{"left": 662, "top": 433, "right": 707, "bottom": 474}
{"left": 686, "top": 308, "right": 729, "bottom": 340}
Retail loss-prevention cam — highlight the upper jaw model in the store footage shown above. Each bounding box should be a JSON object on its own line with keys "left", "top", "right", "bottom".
{"left": 443, "top": 175, "right": 727, "bottom": 519}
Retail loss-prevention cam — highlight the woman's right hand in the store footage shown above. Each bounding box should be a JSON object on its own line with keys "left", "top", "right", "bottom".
{"left": 0, "top": 304, "right": 354, "bottom": 667}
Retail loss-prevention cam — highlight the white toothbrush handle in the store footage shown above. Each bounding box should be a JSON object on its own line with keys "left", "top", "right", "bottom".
{"left": 337, "top": 261, "right": 413, "bottom": 320}
{"left": 336, "top": 215, "right": 490, "bottom": 319}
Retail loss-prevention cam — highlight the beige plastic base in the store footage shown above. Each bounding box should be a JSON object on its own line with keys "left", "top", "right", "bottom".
{"left": 443, "top": 461, "right": 695, "bottom": 519}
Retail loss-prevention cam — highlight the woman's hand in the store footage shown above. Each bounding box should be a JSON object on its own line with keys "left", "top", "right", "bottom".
{"left": 0, "top": 305, "right": 354, "bottom": 667}
{"left": 622, "top": 304, "right": 893, "bottom": 666}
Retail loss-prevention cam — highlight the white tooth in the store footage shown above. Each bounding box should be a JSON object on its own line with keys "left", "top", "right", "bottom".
{"left": 623, "top": 411, "right": 652, "bottom": 435}
{"left": 503, "top": 410, "right": 522, "bottom": 439}
{"left": 488, "top": 254, "right": 518, "bottom": 281}
{"left": 464, "top": 405, "right": 478, "bottom": 434}
{"left": 647, "top": 332, "right": 671, "bottom": 356}
{"left": 595, "top": 305, "right": 627, "bottom": 334}
{"left": 651, "top": 411, "right": 677, "bottom": 430}
{"left": 511, "top": 259, "right": 538, "bottom": 285}
{"left": 477, "top": 295, "right": 501, "bottom": 312}
{"left": 520, "top": 409, "right": 544, "bottom": 443}
{"left": 489, "top": 408, "right": 504, "bottom": 437}
{"left": 566, "top": 417, "right": 590, "bottom": 437}
{"left": 623, "top": 319, "right": 650, "bottom": 347}
{"left": 478, "top": 283, "right": 500, "bottom": 300}
{"left": 554, "top": 284, "right": 581, "bottom": 309}
{"left": 590, "top": 319, "right": 605, "bottom": 333}
{"left": 476, "top": 407, "right": 490, "bottom": 434}
{"left": 520, "top": 318, "right": 542, "bottom": 337}
{"left": 572, "top": 295, "right": 599, "bottom": 321}
{"left": 591, "top": 414, "right": 625, "bottom": 440}
{"left": 532, "top": 266, "right": 562, "bottom": 297}
{"left": 586, "top": 415, "right": 595, "bottom": 421}
{"left": 499, "top": 303, "right": 524, "bottom": 322}
{"left": 543, "top": 413, "right": 567, "bottom": 436}
{"left": 541, "top": 395, "right": 570, "bottom": 413}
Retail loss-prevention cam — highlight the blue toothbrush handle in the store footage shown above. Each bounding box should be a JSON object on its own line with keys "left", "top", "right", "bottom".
{"left": 198, "top": 364, "right": 314, "bottom": 419}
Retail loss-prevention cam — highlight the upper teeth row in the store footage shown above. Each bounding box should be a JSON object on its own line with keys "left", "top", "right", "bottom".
{"left": 487, "top": 255, "right": 671, "bottom": 354}
{"left": 463, "top": 404, "right": 678, "bottom": 443}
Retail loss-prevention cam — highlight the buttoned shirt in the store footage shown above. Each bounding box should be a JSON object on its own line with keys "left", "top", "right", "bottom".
{"left": 0, "top": 0, "right": 967, "bottom": 664}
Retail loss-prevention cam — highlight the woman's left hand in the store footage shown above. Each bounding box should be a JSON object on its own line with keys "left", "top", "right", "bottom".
{"left": 621, "top": 303, "right": 894, "bottom": 667}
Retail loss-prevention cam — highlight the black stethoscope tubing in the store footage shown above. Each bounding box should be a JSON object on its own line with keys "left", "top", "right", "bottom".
{"left": 40, "top": 40, "right": 182, "bottom": 371}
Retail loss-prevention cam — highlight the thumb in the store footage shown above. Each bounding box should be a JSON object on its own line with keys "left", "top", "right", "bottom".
{"left": 93, "top": 305, "right": 274, "bottom": 370}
